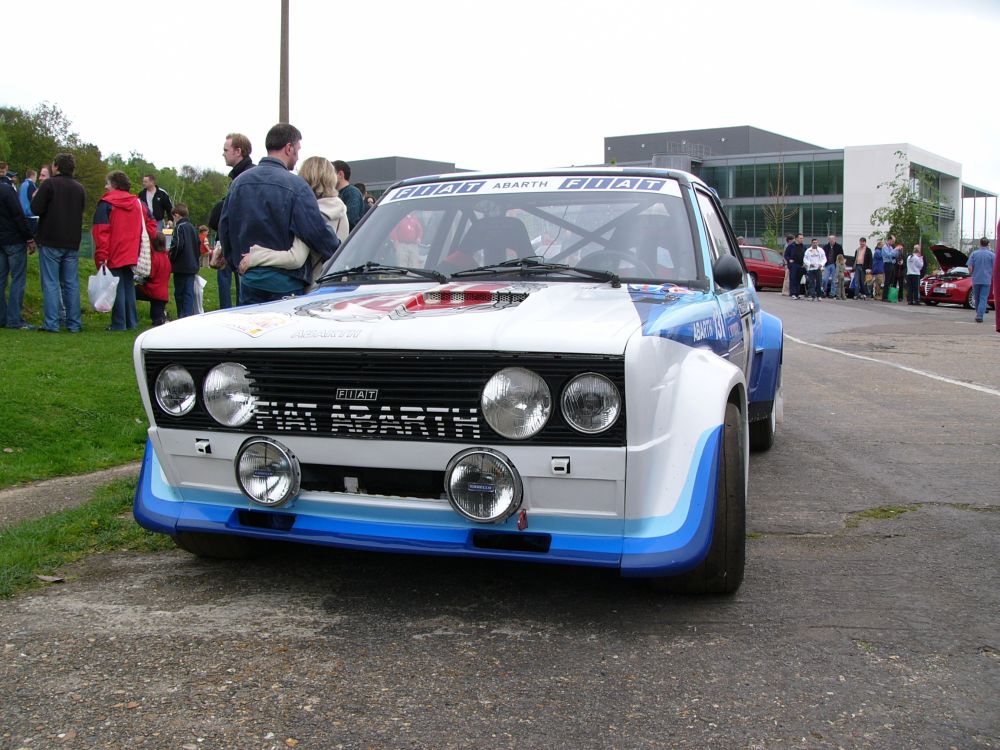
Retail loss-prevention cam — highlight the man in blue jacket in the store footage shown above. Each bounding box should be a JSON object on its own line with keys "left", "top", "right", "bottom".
{"left": 967, "top": 238, "right": 996, "bottom": 323}
{"left": 220, "top": 123, "right": 340, "bottom": 305}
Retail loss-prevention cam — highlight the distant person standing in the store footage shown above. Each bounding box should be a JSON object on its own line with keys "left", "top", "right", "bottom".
{"left": 881, "top": 237, "right": 898, "bottom": 300}
{"left": 208, "top": 132, "right": 254, "bottom": 309}
{"left": 994, "top": 222, "right": 1000, "bottom": 332}
{"left": 18, "top": 169, "right": 37, "bottom": 230}
{"left": 967, "top": 237, "right": 995, "bottom": 323}
{"left": 803, "top": 238, "right": 826, "bottom": 300}
{"left": 905, "top": 244, "right": 924, "bottom": 305}
{"left": 136, "top": 231, "right": 171, "bottom": 326}
{"left": 821, "top": 234, "right": 843, "bottom": 298}
{"left": 834, "top": 253, "right": 847, "bottom": 300}
{"left": 871, "top": 240, "right": 886, "bottom": 300}
{"left": 220, "top": 123, "right": 340, "bottom": 304}
{"left": 785, "top": 233, "right": 806, "bottom": 299}
{"left": 0, "top": 162, "right": 12, "bottom": 187}
{"left": 781, "top": 235, "right": 793, "bottom": 295}
{"left": 169, "top": 203, "right": 201, "bottom": 318}
{"left": 139, "top": 174, "right": 173, "bottom": 229}
{"left": 0, "top": 177, "right": 36, "bottom": 329}
{"left": 92, "top": 171, "right": 157, "bottom": 331}
{"left": 30, "top": 153, "right": 86, "bottom": 333}
{"left": 852, "top": 237, "right": 871, "bottom": 300}
{"left": 333, "top": 159, "right": 365, "bottom": 230}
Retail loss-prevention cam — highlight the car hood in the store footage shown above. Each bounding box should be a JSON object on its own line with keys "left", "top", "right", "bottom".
{"left": 137, "top": 280, "right": 723, "bottom": 356}
{"left": 931, "top": 245, "right": 969, "bottom": 271}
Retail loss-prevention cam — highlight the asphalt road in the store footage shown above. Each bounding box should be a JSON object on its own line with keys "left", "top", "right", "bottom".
{"left": 1, "top": 294, "right": 998, "bottom": 749}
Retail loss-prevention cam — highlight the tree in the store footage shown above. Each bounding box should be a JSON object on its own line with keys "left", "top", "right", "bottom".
{"left": 870, "top": 150, "right": 946, "bottom": 270}
{"left": 761, "top": 162, "right": 797, "bottom": 250}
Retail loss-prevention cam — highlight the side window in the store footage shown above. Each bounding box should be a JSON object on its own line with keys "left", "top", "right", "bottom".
{"left": 696, "top": 191, "right": 738, "bottom": 263}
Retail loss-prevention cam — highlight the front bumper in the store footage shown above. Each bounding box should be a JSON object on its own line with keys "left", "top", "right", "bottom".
{"left": 133, "top": 425, "right": 721, "bottom": 578}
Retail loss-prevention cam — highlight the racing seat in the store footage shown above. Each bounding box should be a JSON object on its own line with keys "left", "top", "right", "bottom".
{"left": 457, "top": 216, "right": 533, "bottom": 266}
{"left": 608, "top": 214, "right": 693, "bottom": 278}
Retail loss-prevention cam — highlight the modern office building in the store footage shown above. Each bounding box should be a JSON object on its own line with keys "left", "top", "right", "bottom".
{"left": 348, "top": 156, "right": 470, "bottom": 198}
{"left": 603, "top": 126, "right": 996, "bottom": 250}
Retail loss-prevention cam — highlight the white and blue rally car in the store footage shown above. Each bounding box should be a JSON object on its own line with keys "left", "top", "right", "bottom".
{"left": 133, "top": 168, "right": 783, "bottom": 593}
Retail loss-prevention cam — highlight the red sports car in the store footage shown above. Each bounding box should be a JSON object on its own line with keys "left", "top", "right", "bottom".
{"left": 919, "top": 244, "right": 996, "bottom": 309}
{"left": 739, "top": 245, "right": 786, "bottom": 290}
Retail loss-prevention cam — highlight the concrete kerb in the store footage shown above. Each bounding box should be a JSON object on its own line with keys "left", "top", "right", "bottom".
{"left": 0, "top": 463, "right": 141, "bottom": 529}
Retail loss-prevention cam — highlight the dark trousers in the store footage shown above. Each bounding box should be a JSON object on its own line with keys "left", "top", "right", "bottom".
{"left": 174, "top": 273, "right": 196, "bottom": 318}
{"left": 906, "top": 274, "right": 920, "bottom": 304}
{"left": 108, "top": 265, "right": 137, "bottom": 330}
{"left": 240, "top": 283, "right": 303, "bottom": 306}
{"left": 218, "top": 265, "right": 239, "bottom": 309}
{"left": 806, "top": 269, "right": 822, "bottom": 298}
{"left": 787, "top": 262, "right": 803, "bottom": 296}
{"left": 136, "top": 287, "right": 168, "bottom": 325}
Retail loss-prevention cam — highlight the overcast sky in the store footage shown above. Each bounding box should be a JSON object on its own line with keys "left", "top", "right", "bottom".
{"left": 5, "top": 0, "right": 1000, "bottom": 196}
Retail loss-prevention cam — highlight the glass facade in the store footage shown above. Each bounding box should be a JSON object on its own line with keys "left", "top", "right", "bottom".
{"left": 700, "top": 159, "right": 844, "bottom": 240}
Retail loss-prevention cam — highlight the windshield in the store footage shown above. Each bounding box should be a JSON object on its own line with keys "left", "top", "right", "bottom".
{"left": 323, "top": 175, "right": 702, "bottom": 286}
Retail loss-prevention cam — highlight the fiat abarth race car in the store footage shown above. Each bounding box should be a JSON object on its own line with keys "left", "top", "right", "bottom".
{"left": 133, "top": 168, "right": 783, "bottom": 593}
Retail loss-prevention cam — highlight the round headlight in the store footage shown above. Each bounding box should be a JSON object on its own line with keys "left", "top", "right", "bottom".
{"left": 235, "top": 437, "right": 301, "bottom": 507}
{"left": 445, "top": 448, "right": 523, "bottom": 523}
{"left": 481, "top": 367, "right": 551, "bottom": 440}
{"left": 204, "top": 363, "right": 255, "bottom": 427}
{"left": 154, "top": 365, "right": 196, "bottom": 416}
{"left": 561, "top": 373, "right": 621, "bottom": 434}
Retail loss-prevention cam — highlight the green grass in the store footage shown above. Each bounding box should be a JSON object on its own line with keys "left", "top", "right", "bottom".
{"left": 0, "top": 478, "right": 174, "bottom": 599}
{"left": 845, "top": 504, "right": 919, "bottom": 528}
{"left": 0, "top": 252, "right": 222, "bottom": 488}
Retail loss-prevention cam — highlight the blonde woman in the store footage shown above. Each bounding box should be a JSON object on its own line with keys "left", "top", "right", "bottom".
{"left": 238, "top": 156, "right": 349, "bottom": 290}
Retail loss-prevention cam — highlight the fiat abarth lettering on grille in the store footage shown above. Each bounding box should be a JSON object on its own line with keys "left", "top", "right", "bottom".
{"left": 133, "top": 167, "right": 783, "bottom": 593}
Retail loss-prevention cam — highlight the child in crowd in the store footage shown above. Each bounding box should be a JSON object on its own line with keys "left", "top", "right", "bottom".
{"left": 835, "top": 254, "right": 847, "bottom": 300}
{"left": 136, "top": 232, "right": 172, "bottom": 326}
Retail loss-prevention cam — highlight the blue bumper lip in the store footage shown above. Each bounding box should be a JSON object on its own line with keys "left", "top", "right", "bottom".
{"left": 133, "top": 426, "right": 720, "bottom": 577}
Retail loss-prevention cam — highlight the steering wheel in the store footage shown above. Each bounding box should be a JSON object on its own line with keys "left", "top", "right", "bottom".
{"left": 583, "top": 250, "right": 655, "bottom": 277}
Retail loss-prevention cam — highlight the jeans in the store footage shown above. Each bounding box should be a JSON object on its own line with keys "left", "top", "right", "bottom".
{"left": 821, "top": 263, "right": 836, "bottom": 297}
{"left": 240, "top": 283, "right": 302, "bottom": 306}
{"left": 217, "top": 265, "right": 239, "bottom": 309}
{"left": 38, "top": 246, "right": 82, "bottom": 332}
{"left": 108, "top": 265, "right": 137, "bottom": 330}
{"left": 0, "top": 243, "right": 28, "bottom": 327}
{"left": 787, "top": 262, "right": 803, "bottom": 296}
{"left": 973, "top": 283, "right": 990, "bottom": 320}
{"left": 853, "top": 267, "right": 867, "bottom": 298}
{"left": 806, "top": 269, "right": 822, "bottom": 298}
{"left": 174, "top": 273, "right": 197, "bottom": 318}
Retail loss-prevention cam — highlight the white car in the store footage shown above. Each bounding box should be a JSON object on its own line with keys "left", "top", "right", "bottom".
{"left": 133, "top": 168, "right": 783, "bottom": 593}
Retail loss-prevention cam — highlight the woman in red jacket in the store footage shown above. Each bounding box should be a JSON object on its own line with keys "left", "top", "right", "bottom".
{"left": 92, "top": 171, "right": 157, "bottom": 330}
{"left": 136, "top": 232, "right": 172, "bottom": 326}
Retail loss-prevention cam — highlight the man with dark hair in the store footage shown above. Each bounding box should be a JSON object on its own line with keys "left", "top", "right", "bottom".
{"left": 852, "top": 237, "right": 872, "bottom": 300}
{"left": 0, "top": 175, "right": 36, "bottom": 329}
{"left": 18, "top": 169, "right": 38, "bottom": 224}
{"left": 208, "top": 132, "right": 255, "bottom": 308}
{"left": 821, "top": 234, "right": 843, "bottom": 298}
{"left": 169, "top": 203, "right": 201, "bottom": 318}
{"left": 967, "top": 237, "right": 995, "bottom": 323}
{"left": 785, "top": 233, "right": 806, "bottom": 300}
{"left": 220, "top": 123, "right": 339, "bottom": 305}
{"left": 139, "top": 174, "right": 173, "bottom": 228}
{"left": 31, "top": 153, "right": 86, "bottom": 332}
{"left": 333, "top": 159, "right": 365, "bottom": 230}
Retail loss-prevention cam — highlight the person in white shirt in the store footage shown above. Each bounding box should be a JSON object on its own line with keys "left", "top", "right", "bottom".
{"left": 803, "top": 238, "right": 827, "bottom": 300}
{"left": 906, "top": 244, "right": 925, "bottom": 305}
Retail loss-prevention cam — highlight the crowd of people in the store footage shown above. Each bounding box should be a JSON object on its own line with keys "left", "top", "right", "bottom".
{"left": 766, "top": 232, "right": 996, "bottom": 322}
{"left": 0, "top": 128, "right": 374, "bottom": 331}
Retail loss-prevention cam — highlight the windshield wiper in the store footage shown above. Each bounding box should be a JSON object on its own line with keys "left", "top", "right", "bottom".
{"left": 318, "top": 262, "right": 447, "bottom": 284}
{"left": 451, "top": 256, "right": 620, "bottom": 287}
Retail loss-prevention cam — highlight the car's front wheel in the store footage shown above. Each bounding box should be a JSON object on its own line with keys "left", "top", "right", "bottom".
{"left": 924, "top": 300, "right": 938, "bottom": 306}
{"left": 650, "top": 402, "right": 746, "bottom": 594}
{"left": 965, "top": 289, "right": 976, "bottom": 309}
{"left": 174, "top": 532, "right": 267, "bottom": 559}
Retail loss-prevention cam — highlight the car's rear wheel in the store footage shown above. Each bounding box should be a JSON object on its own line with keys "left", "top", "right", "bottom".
{"left": 965, "top": 289, "right": 975, "bottom": 309}
{"left": 174, "top": 532, "right": 267, "bottom": 559}
{"left": 650, "top": 402, "right": 746, "bottom": 594}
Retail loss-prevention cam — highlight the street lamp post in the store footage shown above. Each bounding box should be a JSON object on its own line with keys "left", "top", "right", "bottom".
{"left": 827, "top": 209, "right": 838, "bottom": 237}
{"left": 279, "top": 0, "right": 289, "bottom": 122}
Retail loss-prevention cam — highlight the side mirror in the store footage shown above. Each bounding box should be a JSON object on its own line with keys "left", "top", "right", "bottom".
{"left": 713, "top": 254, "right": 744, "bottom": 291}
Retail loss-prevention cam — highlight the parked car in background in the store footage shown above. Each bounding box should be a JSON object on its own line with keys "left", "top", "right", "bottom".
{"left": 132, "top": 168, "right": 784, "bottom": 594}
{"left": 919, "top": 244, "right": 996, "bottom": 309}
{"left": 738, "top": 245, "right": 785, "bottom": 290}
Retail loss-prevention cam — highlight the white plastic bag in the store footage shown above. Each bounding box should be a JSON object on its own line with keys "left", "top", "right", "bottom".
{"left": 87, "top": 265, "right": 119, "bottom": 313}
{"left": 193, "top": 274, "right": 208, "bottom": 315}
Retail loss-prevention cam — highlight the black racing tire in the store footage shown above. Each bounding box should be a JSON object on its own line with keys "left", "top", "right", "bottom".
{"left": 650, "top": 402, "right": 746, "bottom": 594}
{"left": 173, "top": 532, "right": 268, "bottom": 559}
{"left": 923, "top": 300, "right": 938, "bottom": 306}
{"left": 749, "top": 405, "right": 775, "bottom": 452}
{"left": 965, "top": 289, "right": 975, "bottom": 309}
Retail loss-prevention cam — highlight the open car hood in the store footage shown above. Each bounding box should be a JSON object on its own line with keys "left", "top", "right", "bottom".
{"left": 931, "top": 244, "right": 969, "bottom": 272}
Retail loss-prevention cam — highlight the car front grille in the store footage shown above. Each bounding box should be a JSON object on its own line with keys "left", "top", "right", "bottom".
{"left": 144, "top": 349, "right": 627, "bottom": 446}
